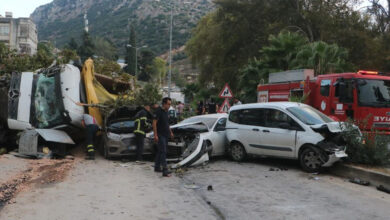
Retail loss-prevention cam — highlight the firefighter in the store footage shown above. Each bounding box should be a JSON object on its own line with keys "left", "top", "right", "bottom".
{"left": 134, "top": 104, "right": 153, "bottom": 162}
{"left": 82, "top": 113, "right": 99, "bottom": 160}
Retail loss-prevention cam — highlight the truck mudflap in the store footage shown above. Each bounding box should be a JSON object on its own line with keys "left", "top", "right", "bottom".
{"left": 18, "top": 129, "right": 75, "bottom": 157}
{"left": 170, "top": 135, "right": 210, "bottom": 169}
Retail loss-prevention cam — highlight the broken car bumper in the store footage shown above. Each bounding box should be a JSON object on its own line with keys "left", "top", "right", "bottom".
{"left": 322, "top": 150, "right": 348, "bottom": 167}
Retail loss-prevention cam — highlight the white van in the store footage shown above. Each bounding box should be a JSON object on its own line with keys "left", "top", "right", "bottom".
{"left": 226, "top": 102, "right": 351, "bottom": 172}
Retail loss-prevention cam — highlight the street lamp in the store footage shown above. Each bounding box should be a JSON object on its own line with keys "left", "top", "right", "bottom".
{"left": 168, "top": 0, "right": 173, "bottom": 98}
{"left": 127, "top": 44, "right": 147, "bottom": 76}
{"left": 167, "top": 1, "right": 191, "bottom": 98}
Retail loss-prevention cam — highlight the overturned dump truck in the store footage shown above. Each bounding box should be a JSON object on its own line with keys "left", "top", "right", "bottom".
{"left": 0, "top": 65, "right": 84, "bottom": 156}
{"left": 0, "top": 59, "right": 127, "bottom": 157}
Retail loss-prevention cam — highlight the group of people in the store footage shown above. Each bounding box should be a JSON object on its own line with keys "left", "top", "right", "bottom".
{"left": 80, "top": 97, "right": 174, "bottom": 177}
{"left": 196, "top": 98, "right": 219, "bottom": 115}
{"left": 196, "top": 98, "right": 242, "bottom": 115}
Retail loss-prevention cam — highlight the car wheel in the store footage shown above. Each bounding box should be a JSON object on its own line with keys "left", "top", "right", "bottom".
{"left": 229, "top": 142, "right": 246, "bottom": 162}
{"left": 299, "top": 146, "right": 325, "bottom": 172}
{"left": 100, "top": 140, "right": 111, "bottom": 160}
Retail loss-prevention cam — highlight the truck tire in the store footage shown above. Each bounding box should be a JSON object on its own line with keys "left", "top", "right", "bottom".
{"left": 299, "top": 146, "right": 325, "bottom": 173}
{"left": 229, "top": 142, "right": 246, "bottom": 162}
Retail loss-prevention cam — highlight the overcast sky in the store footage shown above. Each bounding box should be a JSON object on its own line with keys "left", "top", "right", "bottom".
{"left": 0, "top": 0, "right": 53, "bottom": 18}
{"left": 0, "top": 0, "right": 388, "bottom": 18}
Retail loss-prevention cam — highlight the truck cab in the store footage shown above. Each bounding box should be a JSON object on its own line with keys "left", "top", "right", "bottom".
{"left": 258, "top": 70, "right": 390, "bottom": 133}
{"left": 313, "top": 71, "right": 390, "bottom": 133}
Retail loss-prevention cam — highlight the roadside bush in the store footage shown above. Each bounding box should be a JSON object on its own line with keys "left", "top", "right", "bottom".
{"left": 341, "top": 122, "right": 390, "bottom": 166}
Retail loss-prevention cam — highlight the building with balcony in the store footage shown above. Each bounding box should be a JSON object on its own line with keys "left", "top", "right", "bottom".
{"left": 0, "top": 12, "right": 38, "bottom": 55}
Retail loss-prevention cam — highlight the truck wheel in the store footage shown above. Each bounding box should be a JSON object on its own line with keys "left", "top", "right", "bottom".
{"left": 299, "top": 146, "right": 324, "bottom": 173}
{"left": 229, "top": 142, "right": 246, "bottom": 162}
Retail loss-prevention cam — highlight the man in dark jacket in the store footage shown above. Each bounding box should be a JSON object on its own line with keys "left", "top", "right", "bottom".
{"left": 153, "top": 97, "right": 174, "bottom": 177}
{"left": 134, "top": 104, "right": 153, "bottom": 162}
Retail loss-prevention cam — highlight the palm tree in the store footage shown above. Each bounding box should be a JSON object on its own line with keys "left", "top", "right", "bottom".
{"left": 260, "top": 31, "right": 308, "bottom": 71}
{"left": 292, "top": 41, "right": 349, "bottom": 75}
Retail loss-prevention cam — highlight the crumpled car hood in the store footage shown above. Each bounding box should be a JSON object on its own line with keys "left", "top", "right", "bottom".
{"left": 311, "top": 122, "right": 346, "bottom": 133}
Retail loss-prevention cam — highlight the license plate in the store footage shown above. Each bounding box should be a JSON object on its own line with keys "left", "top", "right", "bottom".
{"left": 127, "top": 146, "right": 136, "bottom": 150}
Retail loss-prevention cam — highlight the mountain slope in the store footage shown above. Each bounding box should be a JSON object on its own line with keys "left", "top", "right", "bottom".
{"left": 31, "top": 0, "right": 214, "bottom": 55}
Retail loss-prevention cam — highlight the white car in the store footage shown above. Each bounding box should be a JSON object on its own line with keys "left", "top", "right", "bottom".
{"left": 226, "top": 102, "right": 351, "bottom": 172}
{"left": 147, "top": 113, "right": 228, "bottom": 168}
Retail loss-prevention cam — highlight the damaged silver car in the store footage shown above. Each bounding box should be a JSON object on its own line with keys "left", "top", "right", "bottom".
{"left": 100, "top": 106, "right": 154, "bottom": 159}
{"left": 227, "top": 102, "right": 354, "bottom": 172}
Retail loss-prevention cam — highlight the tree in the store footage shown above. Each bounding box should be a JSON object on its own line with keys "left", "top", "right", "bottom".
{"left": 186, "top": 0, "right": 387, "bottom": 92}
{"left": 367, "top": 0, "right": 390, "bottom": 33}
{"left": 183, "top": 83, "right": 200, "bottom": 103}
{"left": 93, "top": 37, "right": 118, "bottom": 61}
{"left": 56, "top": 49, "right": 79, "bottom": 65}
{"left": 78, "top": 31, "right": 95, "bottom": 62}
{"left": 292, "top": 41, "right": 350, "bottom": 75}
{"left": 151, "top": 57, "right": 167, "bottom": 86}
{"left": 94, "top": 57, "right": 121, "bottom": 76}
{"left": 34, "top": 43, "right": 55, "bottom": 69}
{"left": 260, "top": 31, "right": 308, "bottom": 72}
{"left": 238, "top": 59, "right": 267, "bottom": 103}
{"left": 137, "top": 50, "right": 155, "bottom": 81}
{"left": 125, "top": 25, "right": 137, "bottom": 75}
{"left": 134, "top": 83, "right": 162, "bottom": 106}
{"left": 67, "top": 38, "right": 78, "bottom": 51}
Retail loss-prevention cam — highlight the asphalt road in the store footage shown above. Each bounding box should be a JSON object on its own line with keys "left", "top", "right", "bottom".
{"left": 0, "top": 155, "right": 390, "bottom": 220}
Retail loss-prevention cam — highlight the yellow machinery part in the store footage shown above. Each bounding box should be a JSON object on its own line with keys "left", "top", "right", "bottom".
{"left": 82, "top": 58, "right": 117, "bottom": 127}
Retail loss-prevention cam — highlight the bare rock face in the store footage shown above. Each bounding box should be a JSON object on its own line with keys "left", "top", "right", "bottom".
{"left": 30, "top": 0, "right": 214, "bottom": 55}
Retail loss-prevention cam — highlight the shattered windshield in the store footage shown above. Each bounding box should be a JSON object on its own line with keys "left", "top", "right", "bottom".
{"left": 180, "top": 117, "right": 218, "bottom": 129}
{"left": 34, "top": 74, "right": 63, "bottom": 128}
{"left": 357, "top": 79, "right": 390, "bottom": 107}
{"left": 287, "top": 106, "right": 333, "bottom": 125}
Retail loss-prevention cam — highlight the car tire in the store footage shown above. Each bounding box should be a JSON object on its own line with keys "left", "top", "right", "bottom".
{"left": 299, "top": 146, "right": 325, "bottom": 173}
{"left": 99, "top": 139, "right": 111, "bottom": 160}
{"left": 229, "top": 142, "right": 246, "bottom": 162}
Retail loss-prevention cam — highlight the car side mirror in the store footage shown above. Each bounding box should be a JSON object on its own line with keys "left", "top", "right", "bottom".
{"left": 215, "top": 126, "right": 226, "bottom": 132}
{"left": 278, "top": 122, "right": 291, "bottom": 130}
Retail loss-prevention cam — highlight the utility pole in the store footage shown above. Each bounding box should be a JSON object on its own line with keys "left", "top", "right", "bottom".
{"left": 168, "top": 0, "right": 174, "bottom": 98}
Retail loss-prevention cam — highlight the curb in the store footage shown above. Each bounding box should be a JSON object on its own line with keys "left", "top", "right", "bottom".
{"left": 329, "top": 163, "right": 390, "bottom": 189}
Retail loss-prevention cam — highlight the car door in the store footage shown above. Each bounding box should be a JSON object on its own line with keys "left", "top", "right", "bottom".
{"left": 235, "top": 108, "right": 266, "bottom": 155}
{"left": 257, "top": 108, "right": 298, "bottom": 158}
{"left": 209, "top": 117, "right": 228, "bottom": 156}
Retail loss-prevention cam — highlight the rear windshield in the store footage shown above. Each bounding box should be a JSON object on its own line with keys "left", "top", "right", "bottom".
{"left": 287, "top": 106, "right": 333, "bottom": 125}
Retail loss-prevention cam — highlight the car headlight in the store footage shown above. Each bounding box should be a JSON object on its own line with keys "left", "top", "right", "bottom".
{"left": 146, "top": 132, "right": 154, "bottom": 139}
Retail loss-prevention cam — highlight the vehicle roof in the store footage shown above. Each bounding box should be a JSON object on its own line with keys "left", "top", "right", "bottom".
{"left": 229, "top": 102, "right": 307, "bottom": 111}
{"left": 317, "top": 72, "right": 390, "bottom": 80}
{"left": 190, "top": 113, "right": 228, "bottom": 119}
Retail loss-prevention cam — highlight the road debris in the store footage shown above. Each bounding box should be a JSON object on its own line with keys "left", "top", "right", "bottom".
{"left": 184, "top": 184, "right": 201, "bottom": 190}
{"left": 309, "top": 176, "right": 320, "bottom": 180}
{"left": 377, "top": 185, "right": 390, "bottom": 194}
{"left": 349, "top": 178, "right": 370, "bottom": 186}
{"left": 207, "top": 185, "right": 213, "bottom": 191}
{"left": 269, "top": 168, "right": 279, "bottom": 171}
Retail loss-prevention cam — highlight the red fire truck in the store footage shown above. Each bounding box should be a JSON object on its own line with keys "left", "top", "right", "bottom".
{"left": 257, "top": 69, "right": 390, "bottom": 133}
